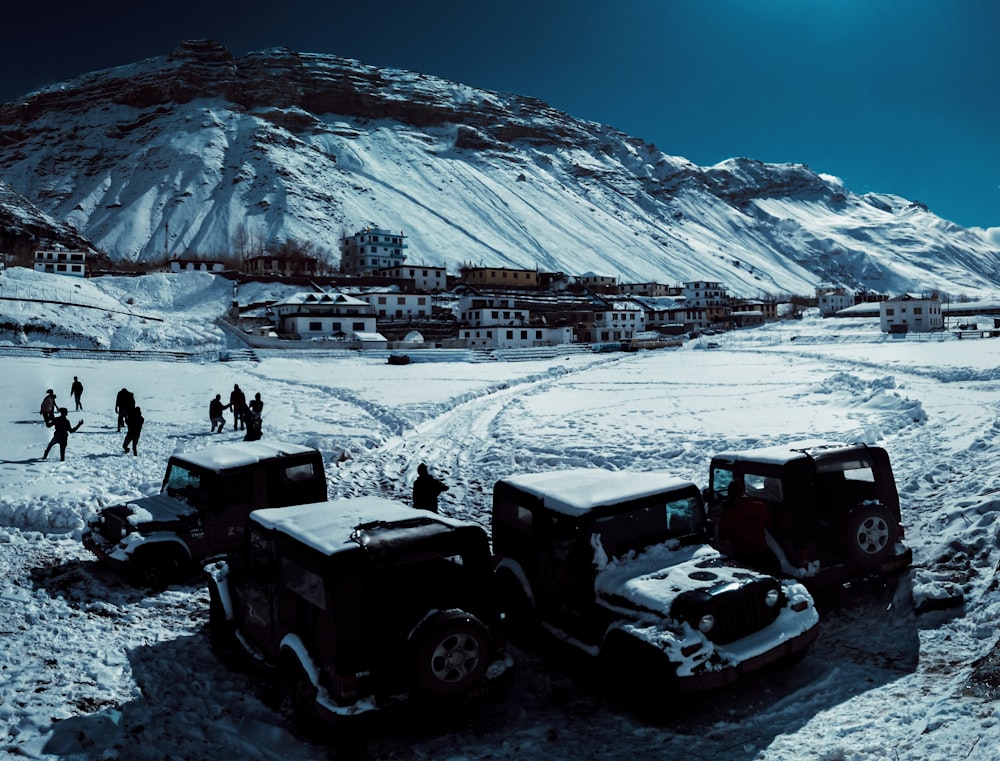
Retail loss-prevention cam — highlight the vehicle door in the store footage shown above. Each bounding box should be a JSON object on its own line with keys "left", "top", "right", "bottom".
{"left": 234, "top": 527, "right": 279, "bottom": 652}
{"left": 205, "top": 470, "right": 258, "bottom": 553}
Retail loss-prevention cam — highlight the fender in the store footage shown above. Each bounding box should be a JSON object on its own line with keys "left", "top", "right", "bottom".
{"left": 279, "top": 633, "right": 320, "bottom": 686}
{"left": 493, "top": 556, "right": 537, "bottom": 608}
{"left": 121, "top": 531, "right": 192, "bottom": 562}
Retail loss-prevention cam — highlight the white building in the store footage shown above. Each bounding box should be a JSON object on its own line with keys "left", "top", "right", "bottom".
{"left": 879, "top": 294, "right": 944, "bottom": 333}
{"left": 458, "top": 294, "right": 530, "bottom": 328}
{"left": 34, "top": 249, "right": 86, "bottom": 277}
{"left": 340, "top": 226, "right": 407, "bottom": 275}
{"left": 592, "top": 302, "right": 645, "bottom": 341}
{"left": 271, "top": 291, "right": 385, "bottom": 346}
{"left": 817, "top": 285, "right": 854, "bottom": 317}
{"left": 168, "top": 258, "right": 225, "bottom": 273}
{"left": 456, "top": 293, "right": 572, "bottom": 349}
{"left": 357, "top": 291, "right": 433, "bottom": 320}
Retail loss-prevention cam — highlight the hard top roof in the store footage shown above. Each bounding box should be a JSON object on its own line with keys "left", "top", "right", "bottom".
{"left": 497, "top": 468, "right": 696, "bottom": 517}
{"left": 250, "top": 498, "right": 474, "bottom": 557}
{"left": 171, "top": 440, "right": 318, "bottom": 472}
{"left": 711, "top": 441, "right": 881, "bottom": 467}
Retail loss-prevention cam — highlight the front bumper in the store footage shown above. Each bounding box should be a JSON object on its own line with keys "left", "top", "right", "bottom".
{"left": 81, "top": 528, "right": 132, "bottom": 574}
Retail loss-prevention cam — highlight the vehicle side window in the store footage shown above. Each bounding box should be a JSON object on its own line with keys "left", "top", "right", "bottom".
{"left": 284, "top": 462, "right": 317, "bottom": 482}
{"left": 746, "top": 474, "right": 783, "bottom": 502}
{"left": 711, "top": 467, "right": 734, "bottom": 498}
{"left": 245, "top": 529, "right": 275, "bottom": 580}
{"left": 281, "top": 557, "right": 326, "bottom": 609}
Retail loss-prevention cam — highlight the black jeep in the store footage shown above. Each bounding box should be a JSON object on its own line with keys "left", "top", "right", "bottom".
{"left": 82, "top": 441, "right": 327, "bottom": 587}
{"left": 205, "top": 497, "right": 514, "bottom": 729}
{"left": 706, "top": 442, "right": 912, "bottom": 588}
{"left": 491, "top": 468, "right": 819, "bottom": 697}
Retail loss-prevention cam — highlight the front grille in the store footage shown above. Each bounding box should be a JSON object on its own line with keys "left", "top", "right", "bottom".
{"left": 708, "top": 579, "right": 782, "bottom": 644}
{"left": 99, "top": 512, "right": 130, "bottom": 542}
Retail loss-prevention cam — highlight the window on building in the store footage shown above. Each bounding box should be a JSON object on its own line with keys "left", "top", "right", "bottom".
{"left": 353, "top": 322, "right": 364, "bottom": 331}
{"left": 308, "top": 322, "right": 321, "bottom": 331}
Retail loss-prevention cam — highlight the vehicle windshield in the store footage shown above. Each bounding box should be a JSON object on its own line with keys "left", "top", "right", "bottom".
{"left": 592, "top": 493, "right": 705, "bottom": 558}
{"left": 163, "top": 462, "right": 211, "bottom": 506}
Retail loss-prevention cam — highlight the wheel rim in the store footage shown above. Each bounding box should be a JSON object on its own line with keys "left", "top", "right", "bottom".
{"left": 429, "top": 632, "right": 482, "bottom": 684}
{"left": 856, "top": 516, "right": 890, "bottom": 555}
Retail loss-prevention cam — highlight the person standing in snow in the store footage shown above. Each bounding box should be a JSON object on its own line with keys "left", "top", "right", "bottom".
{"left": 70, "top": 376, "right": 84, "bottom": 410}
{"left": 718, "top": 480, "right": 779, "bottom": 575}
{"left": 209, "top": 393, "right": 227, "bottom": 433}
{"left": 412, "top": 462, "right": 449, "bottom": 513}
{"left": 243, "top": 392, "right": 264, "bottom": 441}
{"left": 228, "top": 384, "right": 248, "bottom": 431}
{"left": 122, "top": 406, "right": 144, "bottom": 456}
{"left": 115, "top": 388, "right": 135, "bottom": 432}
{"left": 39, "top": 389, "right": 58, "bottom": 425}
{"left": 43, "top": 407, "right": 83, "bottom": 461}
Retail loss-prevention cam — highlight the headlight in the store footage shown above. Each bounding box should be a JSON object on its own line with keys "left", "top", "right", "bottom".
{"left": 764, "top": 589, "right": 780, "bottom": 607}
{"left": 698, "top": 614, "right": 715, "bottom": 633}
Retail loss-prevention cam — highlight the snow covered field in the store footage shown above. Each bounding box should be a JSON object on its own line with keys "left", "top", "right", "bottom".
{"left": 1, "top": 269, "right": 1000, "bottom": 760}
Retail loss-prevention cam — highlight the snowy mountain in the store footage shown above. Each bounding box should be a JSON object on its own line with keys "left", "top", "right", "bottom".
{"left": 2, "top": 39, "right": 999, "bottom": 296}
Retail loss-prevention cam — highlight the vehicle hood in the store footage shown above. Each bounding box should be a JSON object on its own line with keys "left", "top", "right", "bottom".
{"left": 119, "top": 493, "right": 198, "bottom": 528}
{"left": 594, "top": 541, "right": 767, "bottom": 615}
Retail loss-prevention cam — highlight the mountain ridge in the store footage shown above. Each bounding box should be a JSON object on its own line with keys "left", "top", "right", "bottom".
{"left": 1, "top": 39, "right": 998, "bottom": 296}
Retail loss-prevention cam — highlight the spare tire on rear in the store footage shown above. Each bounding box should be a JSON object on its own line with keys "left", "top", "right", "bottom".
{"left": 412, "top": 610, "right": 492, "bottom": 698}
{"left": 844, "top": 505, "right": 897, "bottom": 565}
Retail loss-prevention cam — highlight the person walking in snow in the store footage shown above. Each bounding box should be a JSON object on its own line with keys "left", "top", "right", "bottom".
{"left": 412, "top": 462, "right": 449, "bottom": 513}
{"left": 43, "top": 407, "right": 83, "bottom": 461}
{"left": 209, "top": 393, "right": 227, "bottom": 433}
{"left": 70, "top": 376, "right": 84, "bottom": 411}
{"left": 228, "top": 384, "right": 248, "bottom": 431}
{"left": 122, "top": 406, "right": 144, "bottom": 456}
{"left": 39, "top": 389, "right": 58, "bottom": 425}
{"left": 115, "top": 388, "right": 135, "bottom": 432}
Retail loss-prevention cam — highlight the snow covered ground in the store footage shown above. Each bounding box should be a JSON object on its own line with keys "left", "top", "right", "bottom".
{"left": 1, "top": 268, "right": 999, "bottom": 760}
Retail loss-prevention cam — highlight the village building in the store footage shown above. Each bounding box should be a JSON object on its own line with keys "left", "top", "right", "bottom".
{"left": 459, "top": 266, "right": 540, "bottom": 290}
{"left": 591, "top": 301, "right": 645, "bottom": 342}
{"left": 879, "top": 294, "right": 944, "bottom": 334}
{"left": 379, "top": 264, "right": 448, "bottom": 292}
{"left": 340, "top": 227, "right": 407, "bottom": 275}
{"left": 169, "top": 257, "right": 225, "bottom": 273}
{"left": 578, "top": 272, "right": 619, "bottom": 293}
{"left": 455, "top": 293, "right": 571, "bottom": 349}
{"left": 683, "top": 280, "right": 731, "bottom": 330}
{"left": 34, "top": 249, "right": 87, "bottom": 277}
{"left": 245, "top": 254, "right": 319, "bottom": 278}
{"left": 270, "top": 291, "right": 386, "bottom": 347}
{"left": 619, "top": 282, "right": 677, "bottom": 297}
{"left": 356, "top": 290, "right": 433, "bottom": 320}
{"left": 817, "top": 285, "right": 855, "bottom": 317}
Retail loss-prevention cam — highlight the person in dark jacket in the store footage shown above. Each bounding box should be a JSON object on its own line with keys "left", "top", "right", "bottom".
{"left": 209, "top": 394, "right": 227, "bottom": 433}
{"left": 228, "top": 384, "right": 248, "bottom": 431}
{"left": 115, "top": 388, "right": 135, "bottom": 432}
{"left": 43, "top": 408, "right": 83, "bottom": 461}
{"left": 243, "top": 392, "right": 263, "bottom": 441}
{"left": 70, "top": 376, "right": 84, "bottom": 410}
{"left": 412, "top": 462, "right": 448, "bottom": 513}
{"left": 122, "top": 406, "right": 144, "bottom": 456}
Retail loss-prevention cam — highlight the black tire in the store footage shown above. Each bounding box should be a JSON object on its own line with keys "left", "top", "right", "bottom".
{"left": 844, "top": 505, "right": 897, "bottom": 565}
{"left": 413, "top": 610, "right": 492, "bottom": 699}
{"left": 132, "top": 547, "right": 185, "bottom": 589}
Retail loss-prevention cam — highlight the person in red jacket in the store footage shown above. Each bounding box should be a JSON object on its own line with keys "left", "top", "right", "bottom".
{"left": 718, "top": 479, "right": 778, "bottom": 574}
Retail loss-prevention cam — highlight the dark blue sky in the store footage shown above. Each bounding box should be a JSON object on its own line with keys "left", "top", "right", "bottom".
{"left": 3, "top": 0, "right": 998, "bottom": 230}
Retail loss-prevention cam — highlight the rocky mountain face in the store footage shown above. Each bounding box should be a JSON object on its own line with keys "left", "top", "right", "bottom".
{"left": 1, "top": 39, "right": 998, "bottom": 295}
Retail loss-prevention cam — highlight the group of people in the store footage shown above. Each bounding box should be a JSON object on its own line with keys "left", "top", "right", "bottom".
{"left": 210, "top": 384, "right": 264, "bottom": 441}
{"left": 37, "top": 379, "right": 144, "bottom": 460}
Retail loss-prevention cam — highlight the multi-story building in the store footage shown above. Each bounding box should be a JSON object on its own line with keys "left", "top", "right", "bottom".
{"left": 816, "top": 285, "right": 854, "bottom": 317}
{"left": 340, "top": 227, "right": 407, "bottom": 275}
{"left": 455, "top": 293, "right": 571, "bottom": 349}
{"left": 683, "top": 281, "right": 731, "bottom": 330}
{"left": 357, "top": 291, "right": 433, "bottom": 320}
{"left": 880, "top": 294, "right": 944, "bottom": 333}
{"left": 34, "top": 249, "right": 86, "bottom": 277}
{"left": 591, "top": 302, "right": 645, "bottom": 342}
